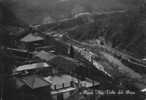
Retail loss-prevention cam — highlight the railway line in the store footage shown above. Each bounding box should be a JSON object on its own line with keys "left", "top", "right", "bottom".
{"left": 63, "top": 34, "right": 146, "bottom": 73}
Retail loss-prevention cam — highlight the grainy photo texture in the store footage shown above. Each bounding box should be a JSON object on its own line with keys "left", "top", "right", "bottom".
{"left": 0, "top": 0, "right": 146, "bottom": 100}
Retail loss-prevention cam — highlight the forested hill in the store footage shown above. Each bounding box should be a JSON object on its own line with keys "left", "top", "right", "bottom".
{"left": 67, "top": 6, "right": 146, "bottom": 59}
{"left": 1, "top": 0, "right": 136, "bottom": 25}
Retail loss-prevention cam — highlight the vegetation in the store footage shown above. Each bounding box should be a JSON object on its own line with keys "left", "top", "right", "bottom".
{"left": 66, "top": 3, "right": 146, "bottom": 59}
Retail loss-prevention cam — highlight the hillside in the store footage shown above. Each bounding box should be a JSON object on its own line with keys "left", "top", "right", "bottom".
{"left": 66, "top": 6, "right": 146, "bottom": 59}
{"left": 2, "top": 0, "right": 129, "bottom": 25}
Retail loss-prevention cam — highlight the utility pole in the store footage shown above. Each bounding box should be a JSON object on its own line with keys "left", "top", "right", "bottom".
{"left": 92, "top": 80, "right": 96, "bottom": 100}
{"left": 0, "top": 77, "right": 3, "bottom": 100}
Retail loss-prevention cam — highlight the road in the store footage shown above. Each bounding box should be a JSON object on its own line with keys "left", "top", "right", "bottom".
{"left": 65, "top": 34, "right": 146, "bottom": 70}
{"left": 34, "top": 21, "right": 146, "bottom": 92}
{"left": 59, "top": 34, "right": 146, "bottom": 91}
